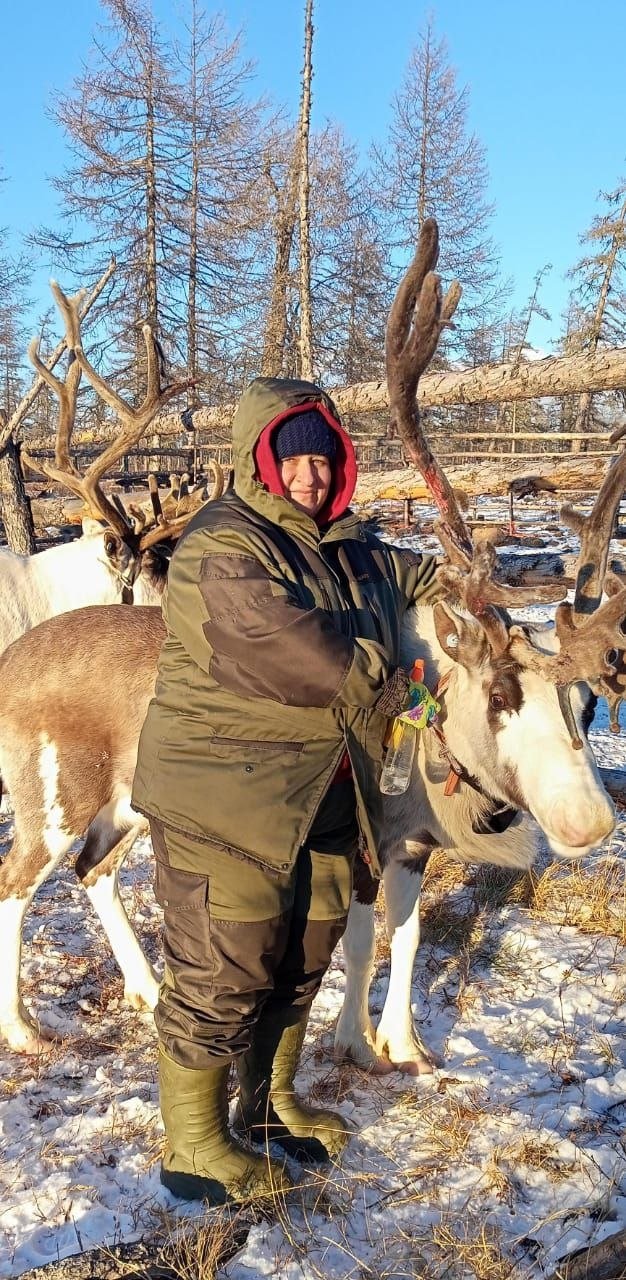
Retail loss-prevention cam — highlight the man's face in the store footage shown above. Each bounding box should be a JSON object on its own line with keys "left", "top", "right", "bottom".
{"left": 279, "top": 453, "right": 332, "bottom": 517}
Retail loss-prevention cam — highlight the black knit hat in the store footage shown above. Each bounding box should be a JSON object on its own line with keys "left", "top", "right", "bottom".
{"left": 274, "top": 409, "right": 337, "bottom": 462}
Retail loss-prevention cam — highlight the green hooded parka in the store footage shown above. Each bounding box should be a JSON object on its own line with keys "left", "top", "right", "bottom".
{"left": 132, "top": 377, "right": 440, "bottom": 877}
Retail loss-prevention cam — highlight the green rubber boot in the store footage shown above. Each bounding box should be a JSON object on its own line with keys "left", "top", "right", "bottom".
{"left": 158, "top": 1048, "right": 292, "bottom": 1204}
{"left": 233, "top": 1004, "right": 349, "bottom": 1163}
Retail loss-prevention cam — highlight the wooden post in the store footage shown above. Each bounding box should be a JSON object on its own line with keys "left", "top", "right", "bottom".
{"left": 148, "top": 431, "right": 160, "bottom": 472}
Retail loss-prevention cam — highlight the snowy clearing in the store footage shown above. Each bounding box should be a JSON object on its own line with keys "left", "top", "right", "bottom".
{"left": 0, "top": 497, "right": 624, "bottom": 1279}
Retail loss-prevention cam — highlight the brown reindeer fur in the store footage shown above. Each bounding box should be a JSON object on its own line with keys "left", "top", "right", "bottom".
{"left": 0, "top": 606, "right": 164, "bottom": 895}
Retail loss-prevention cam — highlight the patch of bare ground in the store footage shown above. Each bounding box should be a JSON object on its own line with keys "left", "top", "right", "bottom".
{"left": 11, "top": 1207, "right": 250, "bottom": 1279}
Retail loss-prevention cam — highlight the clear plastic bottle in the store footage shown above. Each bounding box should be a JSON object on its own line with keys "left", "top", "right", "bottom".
{"left": 379, "top": 719, "right": 416, "bottom": 795}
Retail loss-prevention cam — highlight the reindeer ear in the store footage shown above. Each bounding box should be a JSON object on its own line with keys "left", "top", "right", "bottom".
{"left": 81, "top": 516, "right": 105, "bottom": 537}
{"left": 433, "top": 601, "right": 488, "bottom": 669}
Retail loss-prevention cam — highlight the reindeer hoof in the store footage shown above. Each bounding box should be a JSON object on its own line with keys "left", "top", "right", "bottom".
{"left": 124, "top": 988, "right": 158, "bottom": 1012}
{"left": 392, "top": 1056, "right": 436, "bottom": 1077}
{"left": 124, "top": 970, "right": 160, "bottom": 1011}
{"left": 368, "top": 1055, "right": 398, "bottom": 1076}
{"left": 333, "top": 1042, "right": 397, "bottom": 1075}
{"left": 3, "top": 1020, "right": 57, "bottom": 1056}
{"left": 382, "top": 1042, "right": 443, "bottom": 1075}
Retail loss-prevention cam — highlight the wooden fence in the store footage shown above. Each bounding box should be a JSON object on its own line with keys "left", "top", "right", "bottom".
{"left": 26, "top": 428, "right": 617, "bottom": 484}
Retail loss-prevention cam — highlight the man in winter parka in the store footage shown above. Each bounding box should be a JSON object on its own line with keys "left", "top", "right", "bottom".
{"left": 132, "top": 376, "right": 440, "bottom": 1205}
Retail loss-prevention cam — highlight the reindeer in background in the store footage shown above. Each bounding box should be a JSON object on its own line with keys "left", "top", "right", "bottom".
{"left": 0, "top": 221, "right": 622, "bottom": 1067}
{"left": 0, "top": 280, "right": 223, "bottom": 655}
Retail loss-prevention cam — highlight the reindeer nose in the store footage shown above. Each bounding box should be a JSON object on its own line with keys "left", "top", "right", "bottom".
{"left": 549, "top": 797, "right": 615, "bottom": 849}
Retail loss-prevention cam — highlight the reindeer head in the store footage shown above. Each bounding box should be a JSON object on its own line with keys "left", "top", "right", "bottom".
{"left": 76, "top": 515, "right": 140, "bottom": 590}
{"left": 426, "top": 598, "right": 615, "bottom": 859}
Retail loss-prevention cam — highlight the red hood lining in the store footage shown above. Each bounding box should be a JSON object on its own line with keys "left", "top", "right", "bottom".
{"left": 253, "top": 401, "right": 357, "bottom": 524}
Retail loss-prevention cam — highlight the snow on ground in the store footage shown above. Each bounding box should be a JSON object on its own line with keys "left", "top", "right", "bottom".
{"left": 0, "top": 497, "right": 624, "bottom": 1279}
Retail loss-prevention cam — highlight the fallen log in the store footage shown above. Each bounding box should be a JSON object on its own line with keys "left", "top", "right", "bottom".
{"left": 599, "top": 767, "right": 626, "bottom": 808}
{"left": 354, "top": 458, "right": 610, "bottom": 502}
{"left": 545, "top": 1226, "right": 626, "bottom": 1280}
{"left": 154, "top": 347, "right": 626, "bottom": 435}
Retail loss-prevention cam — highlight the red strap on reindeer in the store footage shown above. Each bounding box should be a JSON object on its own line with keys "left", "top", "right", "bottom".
{"left": 444, "top": 768, "right": 461, "bottom": 796}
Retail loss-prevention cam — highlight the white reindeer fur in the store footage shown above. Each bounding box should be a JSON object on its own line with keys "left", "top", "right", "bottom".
{"left": 334, "top": 604, "right": 615, "bottom": 1074}
{"left": 0, "top": 520, "right": 162, "bottom": 656}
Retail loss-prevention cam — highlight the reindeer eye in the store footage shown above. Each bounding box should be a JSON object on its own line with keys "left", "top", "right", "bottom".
{"left": 606, "top": 647, "right": 619, "bottom": 667}
{"left": 104, "top": 535, "right": 117, "bottom": 556}
{"left": 445, "top": 632, "right": 459, "bottom": 650}
{"left": 489, "top": 691, "right": 507, "bottom": 713}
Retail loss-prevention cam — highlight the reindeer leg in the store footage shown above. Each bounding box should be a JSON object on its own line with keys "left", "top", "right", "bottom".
{"left": 334, "top": 859, "right": 395, "bottom": 1073}
{"left": 77, "top": 815, "right": 160, "bottom": 1013}
{"left": 374, "top": 852, "right": 441, "bottom": 1076}
{"left": 0, "top": 891, "right": 55, "bottom": 1054}
{"left": 0, "top": 837, "right": 75, "bottom": 1054}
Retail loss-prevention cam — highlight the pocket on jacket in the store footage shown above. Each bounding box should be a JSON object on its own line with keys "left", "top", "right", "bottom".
{"left": 209, "top": 735, "right": 304, "bottom": 754}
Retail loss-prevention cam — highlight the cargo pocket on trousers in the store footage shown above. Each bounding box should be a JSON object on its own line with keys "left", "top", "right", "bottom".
{"left": 154, "top": 861, "right": 208, "bottom": 912}
{"left": 308, "top": 848, "right": 354, "bottom": 921}
{"left": 153, "top": 859, "right": 212, "bottom": 972}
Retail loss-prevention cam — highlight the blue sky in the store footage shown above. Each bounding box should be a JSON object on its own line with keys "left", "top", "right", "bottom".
{"left": 1, "top": 0, "right": 625, "bottom": 353}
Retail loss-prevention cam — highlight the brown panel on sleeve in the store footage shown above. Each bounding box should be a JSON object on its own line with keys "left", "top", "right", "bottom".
{"left": 198, "top": 553, "right": 354, "bottom": 706}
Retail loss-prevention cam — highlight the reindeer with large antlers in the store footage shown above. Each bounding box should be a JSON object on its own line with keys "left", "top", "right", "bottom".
{"left": 0, "top": 220, "right": 621, "bottom": 1071}
{"left": 0, "top": 281, "right": 222, "bottom": 656}
{"left": 335, "top": 220, "right": 622, "bottom": 1072}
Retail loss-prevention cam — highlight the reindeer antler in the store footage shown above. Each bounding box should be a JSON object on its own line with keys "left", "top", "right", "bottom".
{"left": 561, "top": 450, "right": 626, "bottom": 619}
{"left": 387, "top": 219, "right": 568, "bottom": 644}
{"left": 548, "top": 450, "right": 626, "bottom": 732}
{"left": 386, "top": 218, "right": 469, "bottom": 565}
{"left": 23, "top": 281, "right": 191, "bottom": 542}
{"left": 387, "top": 220, "right": 626, "bottom": 740}
{"left": 497, "top": 448, "right": 626, "bottom": 739}
{"left": 130, "top": 462, "right": 225, "bottom": 550}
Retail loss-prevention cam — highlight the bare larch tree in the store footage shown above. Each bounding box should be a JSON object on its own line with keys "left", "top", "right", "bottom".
{"left": 372, "top": 17, "right": 503, "bottom": 359}
{"left": 564, "top": 180, "right": 626, "bottom": 451}
{"left": 297, "top": 0, "right": 314, "bottom": 380}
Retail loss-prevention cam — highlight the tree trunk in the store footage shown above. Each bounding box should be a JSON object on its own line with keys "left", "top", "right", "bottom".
{"left": 186, "top": 0, "right": 199, "bottom": 397}
{"left": 156, "top": 344, "right": 626, "bottom": 434}
{"left": 571, "top": 389, "right": 592, "bottom": 453}
{"left": 0, "top": 434, "right": 36, "bottom": 555}
{"left": 260, "top": 147, "right": 300, "bottom": 377}
{"left": 145, "top": 46, "right": 159, "bottom": 336}
{"left": 296, "top": 0, "right": 314, "bottom": 380}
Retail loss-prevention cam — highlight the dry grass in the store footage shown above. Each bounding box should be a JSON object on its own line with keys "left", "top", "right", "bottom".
{"left": 505, "top": 1136, "right": 579, "bottom": 1182}
{"left": 106, "top": 1206, "right": 251, "bottom": 1280}
{"left": 430, "top": 1219, "right": 516, "bottom": 1279}
{"left": 398, "top": 1088, "right": 495, "bottom": 1165}
{"left": 526, "top": 855, "right": 626, "bottom": 941}
{"left": 470, "top": 863, "right": 537, "bottom": 910}
{"left": 422, "top": 848, "right": 471, "bottom": 896}
{"left": 420, "top": 896, "right": 483, "bottom": 950}
{"left": 398, "top": 844, "right": 625, "bottom": 948}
